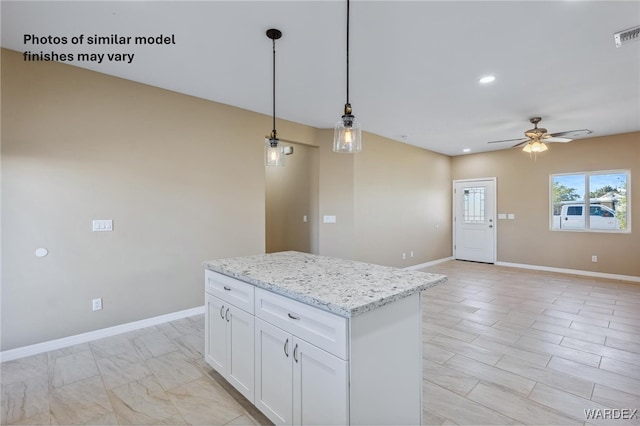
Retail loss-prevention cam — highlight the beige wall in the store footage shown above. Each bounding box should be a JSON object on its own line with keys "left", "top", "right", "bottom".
{"left": 317, "top": 129, "right": 357, "bottom": 260}
{"left": 7, "top": 43, "right": 634, "bottom": 352}
{"left": 1, "top": 49, "right": 314, "bottom": 350}
{"left": 2, "top": 48, "right": 451, "bottom": 351}
{"left": 353, "top": 133, "right": 452, "bottom": 267}
{"left": 451, "top": 132, "right": 640, "bottom": 277}
{"left": 316, "top": 130, "right": 453, "bottom": 266}
{"left": 265, "top": 142, "right": 319, "bottom": 254}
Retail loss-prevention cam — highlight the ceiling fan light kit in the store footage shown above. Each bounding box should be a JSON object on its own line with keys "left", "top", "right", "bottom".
{"left": 488, "top": 117, "right": 592, "bottom": 158}
{"left": 522, "top": 140, "right": 548, "bottom": 153}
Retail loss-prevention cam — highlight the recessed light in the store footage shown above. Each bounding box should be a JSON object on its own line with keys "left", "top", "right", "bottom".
{"left": 463, "top": 148, "right": 471, "bottom": 153}
{"left": 479, "top": 75, "right": 496, "bottom": 84}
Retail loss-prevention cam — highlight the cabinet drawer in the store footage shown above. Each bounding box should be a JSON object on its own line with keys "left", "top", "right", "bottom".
{"left": 205, "top": 270, "right": 254, "bottom": 314}
{"left": 255, "top": 288, "right": 348, "bottom": 359}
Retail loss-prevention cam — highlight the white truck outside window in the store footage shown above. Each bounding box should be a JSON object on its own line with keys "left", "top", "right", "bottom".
{"left": 551, "top": 171, "right": 629, "bottom": 232}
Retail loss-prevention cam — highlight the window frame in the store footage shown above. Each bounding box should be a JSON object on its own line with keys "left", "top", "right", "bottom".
{"left": 549, "top": 169, "right": 631, "bottom": 233}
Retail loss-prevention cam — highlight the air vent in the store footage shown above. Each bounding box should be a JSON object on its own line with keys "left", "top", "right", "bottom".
{"left": 614, "top": 25, "right": 640, "bottom": 48}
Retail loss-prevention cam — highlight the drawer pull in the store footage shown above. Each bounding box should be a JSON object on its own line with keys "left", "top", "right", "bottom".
{"left": 223, "top": 286, "right": 232, "bottom": 291}
{"left": 284, "top": 338, "right": 289, "bottom": 357}
{"left": 287, "top": 313, "right": 300, "bottom": 320}
{"left": 219, "top": 305, "right": 225, "bottom": 320}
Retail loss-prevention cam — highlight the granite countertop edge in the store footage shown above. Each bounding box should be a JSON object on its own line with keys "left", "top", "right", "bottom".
{"left": 203, "top": 253, "right": 447, "bottom": 318}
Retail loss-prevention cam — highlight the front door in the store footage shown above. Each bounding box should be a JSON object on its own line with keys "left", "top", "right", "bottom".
{"left": 453, "top": 179, "right": 496, "bottom": 263}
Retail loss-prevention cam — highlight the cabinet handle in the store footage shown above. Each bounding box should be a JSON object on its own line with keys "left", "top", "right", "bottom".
{"left": 287, "top": 313, "right": 300, "bottom": 320}
{"left": 225, "top": 308, "right": 230, "bottom": 322}
{"left": 293, "top": 343, "right": 299, "bottom": 363}
{"left": 284, "top": 338, "right": 289, "bottom": 357}
{"left": 219, "top": 305, "right": 225, "bottom": 319}
{"left": 223, "top": 286, "right": 231, "bottom": 291}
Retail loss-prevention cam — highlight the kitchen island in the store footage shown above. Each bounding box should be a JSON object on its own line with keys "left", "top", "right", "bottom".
{"left": 203, "top": 251, "right": 447, "bottom": 425}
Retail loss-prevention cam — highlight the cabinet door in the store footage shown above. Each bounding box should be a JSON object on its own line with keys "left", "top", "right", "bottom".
{"left": 293, "top": 338, "right": 349, "bottom": 426}
{"left": 205, "top": 293, "right": 227, "bottom": 374}
{"left": 227, "top": 304, "right": 255, "bottom": 403}
{"left": 255, "top": 318, "right": 293, "bottom": 426}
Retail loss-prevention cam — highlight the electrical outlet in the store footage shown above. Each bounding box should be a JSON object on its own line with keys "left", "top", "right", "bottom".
{"left": 592, "top": 255, "right": 598, "bottom": 263}
{"left": 92, "top": 298, "right": 103, "bottom": 311}
{"left": 402, "top": 253, "right": 406, "bottom": 260}
{"left": 410, "top": 251, "right": 414, "bottom": 258}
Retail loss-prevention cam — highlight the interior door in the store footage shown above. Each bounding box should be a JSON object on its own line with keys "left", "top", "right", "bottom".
{"left": 453, "top": 179, "right": 496, "bottom": 263}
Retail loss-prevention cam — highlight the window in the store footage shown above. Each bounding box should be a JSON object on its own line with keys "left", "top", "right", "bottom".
{"left": 551, "top": 170, "right": 630, "bottom": 232}
{"left": 463, "top": 187, "right": 486, "bottom": 223}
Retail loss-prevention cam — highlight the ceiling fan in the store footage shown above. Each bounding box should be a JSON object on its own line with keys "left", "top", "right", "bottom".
{"left": 488, "top": 117, "right": 592, "bottom": 153}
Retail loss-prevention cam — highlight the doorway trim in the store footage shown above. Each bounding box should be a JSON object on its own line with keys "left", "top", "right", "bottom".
{"left": 452, "top": 177, "right": 497, "bottom": 263}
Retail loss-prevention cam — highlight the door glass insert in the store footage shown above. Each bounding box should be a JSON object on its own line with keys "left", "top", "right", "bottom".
{"left": 463, "top": 187, "right": 486, "bottom": 223}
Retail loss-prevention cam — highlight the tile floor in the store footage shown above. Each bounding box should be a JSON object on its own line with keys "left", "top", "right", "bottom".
{"left": 421, "top": 261, "right": 640, "bottom": 425}
{"left": 0, "top": 316, "right": 270, "bottom": 425}
{"left": 1, "top": 260, "right": 639, "bottom": 425}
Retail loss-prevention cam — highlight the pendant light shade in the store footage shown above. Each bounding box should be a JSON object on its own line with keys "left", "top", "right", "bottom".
{"left": 334, "top": 104, "right": 362, "bottom": 153}
{"left": 334, "top": 0, "right": 362, "bottom": 153}
{"left": 265, "top": 28, "right": 285, "bottom": 166}
{"left": 265, "top": 138, "right": 285, "bottom": 166}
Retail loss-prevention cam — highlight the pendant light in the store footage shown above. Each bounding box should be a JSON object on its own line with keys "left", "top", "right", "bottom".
{"left": 265, "top": 28, "right": 285, "bottom": 166}
{"left": 334, "top": 0, "right": 362, "bottom": 153}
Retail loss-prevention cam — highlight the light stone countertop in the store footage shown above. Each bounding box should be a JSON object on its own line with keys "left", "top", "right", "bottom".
{"left": 203, "top": 251, "right": 447, "bottom": 317}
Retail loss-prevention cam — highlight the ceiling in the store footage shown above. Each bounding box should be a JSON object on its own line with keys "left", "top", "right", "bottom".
{"left": 2, "top": 1, "right": 639, "bottom": 156}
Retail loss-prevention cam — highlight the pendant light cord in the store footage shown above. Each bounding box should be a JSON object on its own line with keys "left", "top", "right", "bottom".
{"left": 346, "top": 0, "right": 350, "bottom": 106}
{"left": 272, "top": 37, "right": 277, "bottom": 138}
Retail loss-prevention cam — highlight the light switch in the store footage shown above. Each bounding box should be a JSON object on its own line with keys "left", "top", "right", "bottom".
{"left": 92, "top": 220, "right": 113, "bottom": 232}
{"left": 498, "top": 213, "right": 507, "bottom": 220}
{"left": 507, "top": 214, "right": 515, "bottom": 220}
{"left": 323, "top": 215, "right": 337, "bottom": 224}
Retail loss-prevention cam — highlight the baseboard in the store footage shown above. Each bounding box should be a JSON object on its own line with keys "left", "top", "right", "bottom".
{"left": 0, "top": 305, "right": 205, "bottom": 363}
{"left": 495, "top": 261, "right": 640, "bottom": 283}
{"left": 404, "top": 256, "right": 454, "bottom": 271}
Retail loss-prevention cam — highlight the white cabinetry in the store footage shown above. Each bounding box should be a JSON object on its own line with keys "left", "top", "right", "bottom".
{"left": 292, "top": 336, "right": 348, "bottom": 425}
{"left": 205, "top": 268, "right": 424, "bottom": 425}
{"left": 204, "top": 270, "right": 255, "bottom": 402}
{"left": 255, "top": 318, "right": 348, "bottom": 426}
{"left": 253, "top": 287, "right": 349, "bottom": 425}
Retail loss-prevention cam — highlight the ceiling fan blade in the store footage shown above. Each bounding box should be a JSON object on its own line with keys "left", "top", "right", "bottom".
{"left": 511, "top": 140, "right": 530, "bottom": 148}
{"left": 549, "top": 129, "right": 592, "bottom": 138}
{"left": 544, "top": 136, "right": 572, "bottom": 143}
{"left": 488, "top": 137, "right": 528, "bottom": 144}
